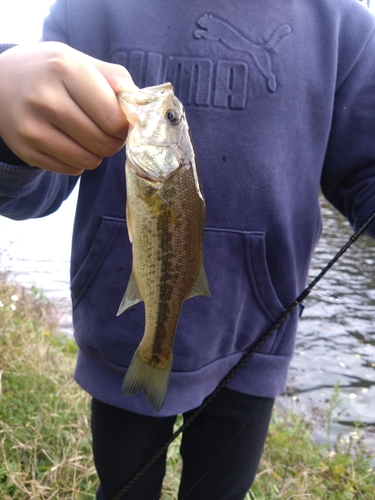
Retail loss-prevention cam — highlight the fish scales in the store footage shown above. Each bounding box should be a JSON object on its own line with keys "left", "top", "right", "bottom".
{"left": 126, "top": 162, "right": 204, "bottom": 359}
{"left": 117, "top": 83, "right": 210, "bottom": 411}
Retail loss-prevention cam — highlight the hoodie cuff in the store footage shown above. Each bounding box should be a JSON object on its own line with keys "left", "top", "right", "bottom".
{"left": 0, "top": 43, "right": 17, "bottom": 54}
{"left": 0, "top": 162, "right": 43, "bottom": 197}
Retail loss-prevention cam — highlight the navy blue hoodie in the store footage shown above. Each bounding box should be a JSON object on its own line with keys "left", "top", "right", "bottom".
{"left": 1, "top": 0, "right": 375, "bottom": 416}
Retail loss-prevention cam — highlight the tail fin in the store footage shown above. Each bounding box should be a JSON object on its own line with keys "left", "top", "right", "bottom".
{"left": 122, "top": 347, "right": 173, "bottom": 411}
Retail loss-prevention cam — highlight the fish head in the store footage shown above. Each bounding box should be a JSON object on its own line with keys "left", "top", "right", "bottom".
{"left": 118, "top": 83, "right": 191, "bottom": 186}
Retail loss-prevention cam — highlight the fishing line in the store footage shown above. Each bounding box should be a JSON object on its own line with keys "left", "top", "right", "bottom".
{"left": 111, "top": 208, "right": 375, "bottom": 500}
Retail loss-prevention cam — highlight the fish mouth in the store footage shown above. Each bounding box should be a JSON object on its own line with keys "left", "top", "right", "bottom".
{"left": 133, "top": 83, "right": 175, "bottom": 102}
{"left": 117, "top": 92, "right": 139, "bottom": 125}
{"left": 118, "top": 83, "right": 176, "bottom": 123}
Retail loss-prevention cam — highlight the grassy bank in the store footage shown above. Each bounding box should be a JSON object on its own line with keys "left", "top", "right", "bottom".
{"left": 0, "top": 276, "right": 374, "bottom": 499}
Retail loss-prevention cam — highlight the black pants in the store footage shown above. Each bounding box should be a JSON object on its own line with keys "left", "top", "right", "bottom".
{"left": 92, "top": 388, "right": 274, "bottom": 500}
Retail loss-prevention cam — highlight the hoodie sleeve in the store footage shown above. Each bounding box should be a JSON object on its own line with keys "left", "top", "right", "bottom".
{"left": 321, "top": 15, "right": 375, "bottom": 237}
{"left": 0, "top": 158, "right": 78, "bottom": 220}
{"left": 0, "top": 43, "right": 17, "bottom": 53}
{"left": 0, "top": 8, "right": 78, "bottom": 221}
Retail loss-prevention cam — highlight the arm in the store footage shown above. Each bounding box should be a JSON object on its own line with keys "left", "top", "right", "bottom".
{"left": 321, "top": 23, "right": 375, "bottom": 237}
{"left": 0, "top": 42, "right": 136, "bottom": 219}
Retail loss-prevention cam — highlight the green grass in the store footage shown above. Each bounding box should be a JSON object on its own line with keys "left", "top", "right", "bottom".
{"left": 0, "top": 277, "right": 96, "bottom": 499}
{"left": 0, "top": 275, "right": 374, "bottom": 499}
{"left": 249, "top": 409, "right": 374, "bottom": 499}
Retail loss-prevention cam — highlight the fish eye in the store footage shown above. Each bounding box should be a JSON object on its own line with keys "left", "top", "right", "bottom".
{"left": 166, "top": 109, "right": 181, "bottom": 124}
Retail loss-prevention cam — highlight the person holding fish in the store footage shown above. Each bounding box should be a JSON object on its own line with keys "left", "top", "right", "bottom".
{"left": 1, "top": 1, "right": 375, "bottom": 499}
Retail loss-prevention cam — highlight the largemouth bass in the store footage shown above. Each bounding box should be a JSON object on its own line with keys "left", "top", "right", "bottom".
{"left": 117, "top": 83, "right": 210, "bottom": 411}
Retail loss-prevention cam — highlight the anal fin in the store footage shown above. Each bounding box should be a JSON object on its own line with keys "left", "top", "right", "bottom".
{"left": 188, "top": 263, "right": 211, "bottom": 299}
{"left": 117, "top": 272, "right": 142, "bottom": 316}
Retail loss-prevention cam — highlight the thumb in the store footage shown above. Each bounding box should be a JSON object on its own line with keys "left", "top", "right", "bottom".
{"left": 90, "top": 57, "right": 138, "bottom": 95}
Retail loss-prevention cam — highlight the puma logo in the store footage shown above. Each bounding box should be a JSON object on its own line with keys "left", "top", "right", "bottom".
{"left": 194, "top": 14, "right": 291, "bottom": 92}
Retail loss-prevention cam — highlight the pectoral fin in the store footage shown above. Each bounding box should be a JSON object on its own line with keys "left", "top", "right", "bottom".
{"left": 117, "top": 272, "right": 142, "bottom": 316}
{"left": 188, "top": 263, "right": 211, "bottom": 299}
{"left": 126, "top": 199, "right": 133, "bottom": 243}
{"left": 142, "top": 190, "right": 182, "bottom": 224}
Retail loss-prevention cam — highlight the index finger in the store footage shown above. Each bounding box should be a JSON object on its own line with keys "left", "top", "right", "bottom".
{"left": 59, "top": 50, "right": 134, "bottom": 140}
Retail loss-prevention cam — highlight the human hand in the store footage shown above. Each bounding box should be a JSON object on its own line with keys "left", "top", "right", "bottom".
{"left": 0, "top": 42, "right": 137, "bottom": 175}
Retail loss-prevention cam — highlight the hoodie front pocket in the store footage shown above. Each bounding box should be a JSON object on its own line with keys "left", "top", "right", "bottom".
{"left": 71, "top": 216, "right": 128, "bottom": 309}
{"left": 244, "top": 231, "right": 286, "bottom": 321}
{"left": 205, "top": 228, "right": 286, "bottom": 321}
{"left": 174, "top": 228, "right": 291, "bottom": 367}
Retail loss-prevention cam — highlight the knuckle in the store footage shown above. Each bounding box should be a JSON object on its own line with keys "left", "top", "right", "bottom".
{"left": 18, "top": 121, "right": 43, "bottom": 147}
{"left": 24, "top": 86, "right": 58, "bottom": 120}
{"left": 102, "top": 113, "right": 128, "bottom": 139}
{"left": 82, "top": 154, "right": 103, "bottom": 170}
{"left": 96, "top": 136, "right": 124, "bottom": 157}
{"left": 44, "top": 49, "right": 71, "bottom": 79}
